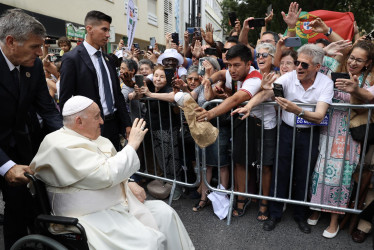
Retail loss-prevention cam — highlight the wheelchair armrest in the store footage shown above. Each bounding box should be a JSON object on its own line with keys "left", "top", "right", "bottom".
{"left": 37, "top": 214, "right": 78, "bottom": 226}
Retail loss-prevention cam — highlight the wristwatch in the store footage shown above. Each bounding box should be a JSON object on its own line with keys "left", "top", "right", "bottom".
{"left": 297, "top": 108, "right": 305, "bottom": 118}
{"left": 324, "top": 27, "right": 332, "bottom": 37}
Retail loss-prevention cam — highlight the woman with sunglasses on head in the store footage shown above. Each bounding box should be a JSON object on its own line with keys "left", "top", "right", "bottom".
{"left": 255, "top": 43, "right": 279, "bottom": 77}
{"left": 308, "top": 40, "right": 374, "bottom": 238}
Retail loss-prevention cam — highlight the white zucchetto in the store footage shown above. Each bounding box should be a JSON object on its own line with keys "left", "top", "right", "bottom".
{"left": 62, "top": 96, "right": 94, "bottom": 116}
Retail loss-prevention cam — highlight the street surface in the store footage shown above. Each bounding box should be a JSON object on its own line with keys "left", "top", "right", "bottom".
{"left": 0, "top": 193, "right": 371, "bottom": 249}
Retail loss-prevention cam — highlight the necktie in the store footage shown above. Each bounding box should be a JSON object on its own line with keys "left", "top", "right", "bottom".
{"left": 12, "top": 68, "right": 20, "bottom": 94}
{"left": 95, "top": 51, "right": 114, "bottom": 114}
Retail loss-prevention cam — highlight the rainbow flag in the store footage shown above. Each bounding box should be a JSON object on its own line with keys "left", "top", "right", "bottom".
{"left": 285, "top": 10, "right": 355, "bottom": 44}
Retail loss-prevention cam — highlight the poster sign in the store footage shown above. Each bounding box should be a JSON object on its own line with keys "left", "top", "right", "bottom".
{"left": 126, "top": 0, "right": 137, "bottom": 48}
{"left": 66, "top": 23, "right": 85, "bottom": 42}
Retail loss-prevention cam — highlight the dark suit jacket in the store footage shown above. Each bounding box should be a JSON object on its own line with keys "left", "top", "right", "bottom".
{"left": 0, "top": 52, "right": 63, "bottom": 166}
{"left": 59, "top": 43, "right": 131, "bottom": 135}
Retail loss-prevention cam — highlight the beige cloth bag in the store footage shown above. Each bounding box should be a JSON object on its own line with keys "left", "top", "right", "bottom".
{"left": 175, "top": 92, "right": 219, "bottom": 148}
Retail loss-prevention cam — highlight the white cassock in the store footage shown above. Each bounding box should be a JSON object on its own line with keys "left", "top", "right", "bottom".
{"left": 30, "top": 127, "right": 194, "bottom": 250}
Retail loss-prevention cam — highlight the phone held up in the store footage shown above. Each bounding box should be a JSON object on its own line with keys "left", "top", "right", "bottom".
{"left": 228, "top": 12, "right": 237, "bottom": 28}
{"left": 273, "top": 83, "right": 285, "bottom": 98}
{"left": 284, "top": 37, "right": 302, "bottom": 47}
{"left": 135, "top": 74, "right": 144, "bottom": 88}
{"left": 248, "top": 18, "right": 265, "bottom": 28}
{"left": 198, "top": 58, "right": 206, "bottom": 76}
{"left": 331, "top": 72, "right": 350, "bottom": 88}
{"left": 171, "top": 33, "right": 179, "bottom": 46}
{"left": 164, "top": 68, "right": 176, "bottom": 86}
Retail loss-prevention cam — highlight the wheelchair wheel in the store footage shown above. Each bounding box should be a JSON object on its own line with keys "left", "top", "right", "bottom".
{"left": 10, "top": 234, "right": 68, "bottom": 250}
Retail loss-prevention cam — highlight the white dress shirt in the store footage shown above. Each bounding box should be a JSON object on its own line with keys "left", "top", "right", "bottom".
{"left": 275, "top": 70, "right": 334, "bottom": 127}
{"left": 83, "top": 41, "right": 116, "bottom": 115}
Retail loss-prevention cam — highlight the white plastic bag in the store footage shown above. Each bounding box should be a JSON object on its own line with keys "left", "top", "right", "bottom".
{"left": 207, "top": 184, "right": 230, "bottom": 220}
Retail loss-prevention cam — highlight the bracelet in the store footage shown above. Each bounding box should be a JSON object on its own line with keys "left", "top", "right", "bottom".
{"left": 324, "top": 27, "right": 332, "bottom": 36}
{"left": 288, "top": 27, "right": 296, "bottom": 32}
{"left": 208, "top": 78, "right": 214, "bottom": 85}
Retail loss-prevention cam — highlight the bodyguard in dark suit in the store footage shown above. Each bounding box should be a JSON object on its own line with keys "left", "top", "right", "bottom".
{"left": 59, "top": 11, "right": 131, "bottom": 149}
{"left": 0, "top": 9, "right": 62, "bottom": 249}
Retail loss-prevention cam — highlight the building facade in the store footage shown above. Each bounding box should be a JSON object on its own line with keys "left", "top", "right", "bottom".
{"left": 0, "top": 0, "right": 223, "bottom": 53}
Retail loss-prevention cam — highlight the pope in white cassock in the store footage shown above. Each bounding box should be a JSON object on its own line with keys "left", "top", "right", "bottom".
{"left": 30, "top": 96, "right": 194, "bottom": 250}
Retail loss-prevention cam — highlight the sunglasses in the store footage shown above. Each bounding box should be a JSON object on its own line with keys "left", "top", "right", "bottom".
{"left": 295, "top": 60, "right": 310, "bottom": 69}
{"left": 222, "top": 48, "right": 230, "bottom": 53}
{"left": 187, "top": 77, "right": 199, "bottom": 81}
{"left": 256, "top": 52, "right": 273, "bottom": 58}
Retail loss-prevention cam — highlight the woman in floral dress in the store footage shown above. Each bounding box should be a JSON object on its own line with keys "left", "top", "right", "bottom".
{"left": 309, "top": 40, "right": 374, "bottom": 238}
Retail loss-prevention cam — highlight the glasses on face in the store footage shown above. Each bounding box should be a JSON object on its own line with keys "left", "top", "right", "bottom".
{"left": 280, "top": 61, "right": 295, "bottom": 67}
{"left": 256, "top": 52, "right": 273, "bottom": 58}
{"left": 348, "top": 55, "right": 367, "bottom": 64}
{"left": 260, "top": 39, "right": 275, "bottom": 44}
{"left": 187, "top": 77, "right": 199, "bottom": 81}
{"left": 222, "top": 48, "right": 230, "bottom": 53}
{"left": 295, "top": 60, "right": 310, "bottom": 69}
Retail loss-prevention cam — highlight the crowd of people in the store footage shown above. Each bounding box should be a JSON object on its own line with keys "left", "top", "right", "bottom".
{"left": 1, "top": 1, "right": 374, "bottom": 249}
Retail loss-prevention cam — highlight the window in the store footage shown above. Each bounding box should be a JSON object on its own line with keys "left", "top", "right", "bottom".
{"left": 148, "top": 0, "right": 158, "bottom": 26}
{"left": 164, "top": 0, "right": 173, "bottom": 35}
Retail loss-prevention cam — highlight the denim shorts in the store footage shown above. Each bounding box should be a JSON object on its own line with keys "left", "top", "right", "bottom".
{"left": 199, "top": 125, "right": 230, "bottom": 167}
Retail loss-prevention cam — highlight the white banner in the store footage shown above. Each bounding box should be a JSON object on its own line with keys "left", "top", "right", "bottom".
{"left": 126, "top": 0, "right": 137, "bottom": 49}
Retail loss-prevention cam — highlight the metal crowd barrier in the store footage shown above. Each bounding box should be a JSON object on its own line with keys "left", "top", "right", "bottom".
{"left": 130, "top": 97, "right": 201, "bottom": 205}
{"left": 201, "top": 99, "right": 374, "bottom": 225}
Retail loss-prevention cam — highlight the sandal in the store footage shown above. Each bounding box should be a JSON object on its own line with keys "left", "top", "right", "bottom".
{"left": 232, "top": 198, "right": 251, "bottom": 217}
{"left": 257, "top": 201, "right": 269, "bottom": 222}
{"left": 192, "top": 199, "right": 210, "bottom": 212}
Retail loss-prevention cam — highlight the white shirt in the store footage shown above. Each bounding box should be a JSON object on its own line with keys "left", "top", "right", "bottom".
{"left": 275, "top": 70, "right": 334, "bottom": 127}
{"left": 225, "top": 67, "right": 277, "bottom": 129}
{"left": 83, "top": 41, "right": 116, "bottom": 115}
{"left": 0, "top": 48, "right": 20, "bottom": 175}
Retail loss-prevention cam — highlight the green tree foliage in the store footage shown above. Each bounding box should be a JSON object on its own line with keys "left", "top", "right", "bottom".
{"left": 220, "top": 0, "right": 374, "bottom": 44}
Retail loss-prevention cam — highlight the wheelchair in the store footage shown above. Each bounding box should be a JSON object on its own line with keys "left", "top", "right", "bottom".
{"left": 10, "top": 173, "right": 89, "bottom": 250}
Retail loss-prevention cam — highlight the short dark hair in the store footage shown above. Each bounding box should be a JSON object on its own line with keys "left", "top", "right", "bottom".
{"left": 122, "top": 58, "right": 138, "bottom": 73}
{"left": 262, "top": 31, "right": 279, "bottom": 44}
{"left": 281, "top": 50, "right": 297, "bottom": 62}
{"left": 226, "top": 44, "right": 252, "bottom": 63}
{"left": 57, "top": 36, "right": 71, "bottom": 48}
{"left": 315, "top": 38, "right": 330, "bottom": 47}
{"left": 226, "top": 36, "right": 239, "bottom": 44}
{"left": 84, "top": 11, "right": 112, "bottom": 26}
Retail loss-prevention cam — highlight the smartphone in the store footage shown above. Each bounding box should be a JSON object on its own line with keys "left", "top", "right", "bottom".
{"left": 248, "top": 18, "right": 265, "bottom": 28}
{"left": 228, "top": 12, "right": 237, "bottom": 28}
{"left": 187, "top": 27, "right": 194, "bottom": 34}
{"left": 48, "top": 55, "right": 58, "bottom": 62}
{"left": 331, "top": 72, "right": 350, "bottom": 83}
{"left": 135, "top": 74, "right": 144, "bottom": 87}
{"left": 365, "top": 30, "right": 374, "bottom": 41}
{"left": 273, "top": 83, "right": 285, "bottom": 98}
{"left": 205, "top": 47, "right": 216, "bottom": 56}
{"left": 45, "top": 39, "right": 57, "bottom": 45}
{"left": 198, "top": 58, "right": 206, "bottom": 76}
{"left": 164, "top": 68, "right": 176, "bottom": 86}
{"left": 133, "top": 43, "right": 140, "bottom": 50}
{"left": 171, "top": 32, "right": 179, "bottom": 45}
{"left": 150, "top": 37, "right": 156, "bottom": 47}
{"left": 284, "top": 37, "right": 302, "bottom": 47}
{"left": 147, "top": 45, "right": 153, "bottom": 52}
{"left": 267, "top": 4, "right": 272, "bottom": 15}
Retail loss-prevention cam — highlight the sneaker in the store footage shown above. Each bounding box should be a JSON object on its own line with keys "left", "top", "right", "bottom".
{"left": 172, "top": 186, "right": 182, "bottom": 200}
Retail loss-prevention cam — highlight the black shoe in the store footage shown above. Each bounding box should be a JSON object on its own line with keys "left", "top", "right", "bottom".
{"left": 0, "top": 214, "right": 3, "bottom": 225}
{"left": 295, "top": 219, "right": 311, "bottom": 234}
{"left": 263, "top": 217, "right": 279, "bottom": 231}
